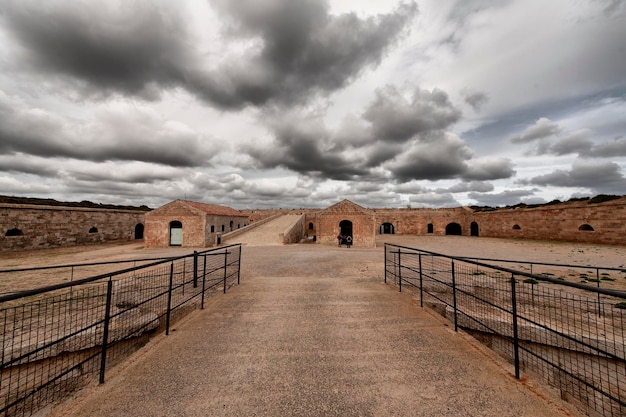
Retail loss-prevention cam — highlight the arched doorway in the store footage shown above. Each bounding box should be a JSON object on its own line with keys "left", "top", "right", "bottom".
{"left": 445, "top": 222, "right": 462, "bottom": 235}
{"left": 427, "top": 223, "right": 434, "bottom": 234}
{"left": 470, "top": 222, "right": 479, "bottom": 237}
{"left": 169, "top": 221, "right": 183, "bottom": 246}
{"left": 380, "top": 222, "right": 394, "bottom": 234}
{"left": 134, "top": 223, "right": 144, "bottom": 239}
{"left": 339, "top": 220, "right": 353, "bottom": 243}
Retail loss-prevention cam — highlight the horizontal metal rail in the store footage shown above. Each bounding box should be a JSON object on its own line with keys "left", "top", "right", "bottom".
{"left": 385, "top": 243, "right": 625, "bottom": 417}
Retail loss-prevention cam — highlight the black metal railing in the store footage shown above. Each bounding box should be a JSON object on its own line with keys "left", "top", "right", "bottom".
{"left": 0, "top": 244, "right": 242, "bottom": 417}
{"left": 384, "top": 243, "right": 626, "bottom": 417}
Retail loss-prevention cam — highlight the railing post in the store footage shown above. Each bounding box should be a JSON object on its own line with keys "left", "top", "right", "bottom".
{"left": 398, "top": 250, "right": 402, "bottom": 292}
{"left": 451, "top": 260, "right": 458, "bottom": 332}
{"left": 418, "top": 253, "right": 423, "bottom": 307}
{"left": 510, "top": 273, "right": 520, "bottom": 379}
{"left": 237, "top": 246, "right": 241, "bottom": 285}
{"left": 223, "top": 249, "right": 228, "bottom": 294}
{"left": 193, "top": 251, "right": 198, "bottom": 288}
{"left": 384, "top": 244, "right": 387, "bottom": 284}
{"left": 201, "top": 254, "right": 207, "bottom": 310}
{"left": 166, "top": 262, "right": 174, "bottom": 335}
{"left": 99, "top": 279, "right": 113, "bottom": 384}
{"left": 596, "top": 268, "right": 602, "bottom": 317}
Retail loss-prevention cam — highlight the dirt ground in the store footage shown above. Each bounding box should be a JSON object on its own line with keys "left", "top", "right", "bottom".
{"left": 1, "top": 235, "right": 626, "bottom": 294}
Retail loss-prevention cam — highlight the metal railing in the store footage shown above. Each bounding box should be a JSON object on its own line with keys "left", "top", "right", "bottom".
{"left": 0, "top": 244, "right": 242, "bottom": 417}
{"left": 384, "top": 243, "right": 626, "bottom": 417}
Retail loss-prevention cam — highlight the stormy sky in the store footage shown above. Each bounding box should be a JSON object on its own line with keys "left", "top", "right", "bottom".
{"left": 0, "top": 0, "right": 624, "bottom": 209}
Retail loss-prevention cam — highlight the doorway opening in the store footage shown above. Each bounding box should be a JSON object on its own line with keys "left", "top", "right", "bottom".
{"left": 445, "top": 222, "right": 462, "bottom": 235}
{"left": 380, "top": 223, "right": 395, "bottom": 234}
{"left": 339, "top": 220, "right": 353, "bottom": 244}
{"left": 470, "top": 222, "right": 479, "bottom": 237}
{"left": 169, "top": 221, "right": 183, "bottom": 246}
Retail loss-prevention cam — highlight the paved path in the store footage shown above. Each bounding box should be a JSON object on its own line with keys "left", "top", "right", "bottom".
{"left": 228, "top": 215, "right": 301, "bottom": 246}
{"left": 53, "top": 246, "right": 578, "bottom": 417}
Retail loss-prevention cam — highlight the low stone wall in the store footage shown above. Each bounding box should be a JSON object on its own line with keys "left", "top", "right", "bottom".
{"left": 1, "top": 204, "right": 145, "bottom": 252}
{"left": 280, "top": 214, "right": 305, "bottom": 244}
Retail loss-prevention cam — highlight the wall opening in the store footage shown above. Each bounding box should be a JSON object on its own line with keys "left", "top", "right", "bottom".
{"left": 470, "top": 222, "right": 479, "bottom": 237}
{"left": 169, "top": 221, "right": 183, "bottom": 246}
{"left": 211, "top": 225, "right": 215, "bottom": 233}
{"left": 427, "top": 223, "right": 434, "bottom": 234}
{"left": 5, "top": 228, "right": 23, "bottom": 237}
{"left": 512, "top": 224, "right": 521, "bottom": 230}
{"left": 578, "top": 224, "right": 595, "bottom": 231}
{"left": 89, "top": 226, "right": 98, "bottom": 234}
{"left": 308, "top": 222, "right": 314, "bottom": 230}
{"left": 445, "top": 223, "right": 462, "bottom": 235}
{"left": 339, "top": 220, "right": 353, "bottom": 242}
{"left": 221, "top": 224, "right": 225, "bottom": 232}
{"left": 380, "top": 222, "right": 395, "bottom": 234}
{"left": 229, "top": 220, "right": 234, "bottom": 231}
{"left": 134, "top": 223, "right": 144, "bottom": 239}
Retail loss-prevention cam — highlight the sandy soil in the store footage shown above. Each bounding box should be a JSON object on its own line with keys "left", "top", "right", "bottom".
{"left": 1, "top": 236, "right": 625, "bottom": 294}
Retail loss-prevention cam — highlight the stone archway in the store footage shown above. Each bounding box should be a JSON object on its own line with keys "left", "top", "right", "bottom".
{"left": 169, "top": 221, "right": 182, "bottom": 246}
{"left": 339, "top": 220, "right": 353, "bottom": 242}
{"left": 445, "top": 222, "right": 462, "bottom": 235}
{"left": 470, "top": 222, "right": 479, "bottom": 237}
{"left": 134, "top": 223, "right": 144, "bottom": 239}
{"left": 380, "top": 222, "right": 395, "bottom": 234}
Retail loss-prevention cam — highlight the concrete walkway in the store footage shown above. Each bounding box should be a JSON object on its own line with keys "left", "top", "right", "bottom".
{"left": 229, "top": 215, "right": 301, "bottom": 246}
{"left": 52, "top": 245, "right": 579, "bottom": 417}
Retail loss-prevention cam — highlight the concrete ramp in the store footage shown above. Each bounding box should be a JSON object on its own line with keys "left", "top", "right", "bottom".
{"left": 228, "top": 214, "right": 301, "bottom": 246}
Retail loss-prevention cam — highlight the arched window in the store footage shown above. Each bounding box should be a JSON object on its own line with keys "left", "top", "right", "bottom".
{"left": 512, "top": 224, "right": 521, "bottom": 230}
{"left": 211, "top": 225, "right": 215, "bottom": 233}
{"left": 427, "top": 223, "right": 434, "bottom": 234}
{"left": 229, "top": 220, "right": 234, "bottom": 231}
{"left": 5, "top": 228, "right": 23, "bottom": 237}
{"left": 308, "top": 222, "right": 314, "bottom": 230}
{"left": 578, "top": 224, "right": 594, "bottom": 231}
{"left": 445, "top": 223, "right": 462, "bottom": 235}
{"left": 221, "top": 225, "right": 225, "bottom": 232}
{"left": 170, "top": 221, "right": 183, "bottom": 246}
{"left": 89, "top": 226, "right": 98, "bottom": 233}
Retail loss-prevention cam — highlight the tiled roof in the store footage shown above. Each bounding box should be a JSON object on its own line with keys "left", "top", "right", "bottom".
{"left": 180, "top": 200, "right": 248, "bottom": 217}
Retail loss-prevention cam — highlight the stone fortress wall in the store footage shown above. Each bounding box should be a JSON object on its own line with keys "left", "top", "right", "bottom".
{"left": 1, "top": 203, "right": 145, "bottom": 252}
{"left": 2, "top": 197, "right": 625, "bottom": 252}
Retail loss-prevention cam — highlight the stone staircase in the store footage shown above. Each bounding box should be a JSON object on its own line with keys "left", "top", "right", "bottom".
{"left": 227, "top": 215, "right": 301, "bottom": 246}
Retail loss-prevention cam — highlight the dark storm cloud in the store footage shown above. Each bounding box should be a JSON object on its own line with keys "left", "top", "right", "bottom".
{"left": 462, "top": 158, "right": 515, "bottom": 181}
{"left": 202, "top": 0, "right": 419, "bottom": 107}
{"left": 363, "top": 86, "right": 461, "bottom": 143}
{"left": 509, "top": 118, "right": 561, "bottom": 144}
{"left": 545, "top": 129, "right": 594, "bottom": 155}
{"left": 588, "top": 136, "right": 626, "bottom": 157}
{"left": 245, "top": 116, "right": 367, "bottom": 180}
{"left": 2, "top": 1, "right": 191, "bottom": 100}
{"left": 385, "top": 133, "right": 472, "bottom": 181}
{"left": 443, "top": 181, "right": 494, "bottom": 193}
{"left": 0, "top": 155, "right": 59, "bottom": 177}
{"left": 0, "top": 94, "right": 215, "bottom": 167}
{"left": 3, "top": 0, "right": 418, "bottom": 108}
{"left": 527, "top": 159, "right": 625, "bottom": 192}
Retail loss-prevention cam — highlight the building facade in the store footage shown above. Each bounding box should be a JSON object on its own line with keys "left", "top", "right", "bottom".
{"left": 144, "top": 200, "right": 248, "bottom": 248}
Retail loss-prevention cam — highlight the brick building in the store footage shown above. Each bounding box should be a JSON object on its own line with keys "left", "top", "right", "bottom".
{"left": 144, "top": 200, "right": 248, "bottom": 248}
{"left": 315, "top": 200, "right": 376, "bottom": 247}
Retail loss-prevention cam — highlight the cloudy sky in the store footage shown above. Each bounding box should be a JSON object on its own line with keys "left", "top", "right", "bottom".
{"left": 0, "top": 0, "right": 625, "bottom": 209}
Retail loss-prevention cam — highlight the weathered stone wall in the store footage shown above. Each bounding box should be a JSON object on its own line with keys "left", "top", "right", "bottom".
{"left": 372, "top": 207, "right": 472, "bottom": 235}
{"left": 316, "top": 201, "right": 376, "bottom": 247}
{"left": 1, "top": 204, "right": 145, "bottom": 252}
{"left": 144, "top": 201, "right": 249, "bottom": 248}
{"left": 470, "top": 199, "right": 626, "bottom": 245}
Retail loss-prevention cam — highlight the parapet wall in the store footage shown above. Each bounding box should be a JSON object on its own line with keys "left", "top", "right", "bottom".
{"left": 1, "top": 204, "right": 145, "bottom": 252}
